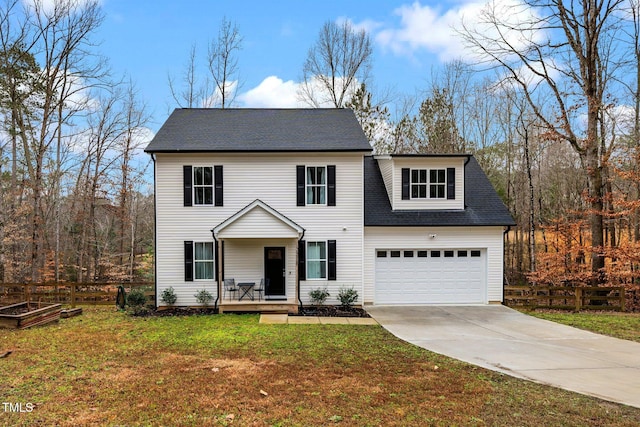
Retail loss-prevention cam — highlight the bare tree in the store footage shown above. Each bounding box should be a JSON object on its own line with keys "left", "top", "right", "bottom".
{"left": 167, "top": 44, "right": 204, "bottom": 108}
{"left": 207, "top": 17, "right": 242, "bottom": 108}
{"left": 299, "top": 20, "right": 372, "bottom": 108}
{"left": 461, "top": 0, "right": 624, "bottom": 283}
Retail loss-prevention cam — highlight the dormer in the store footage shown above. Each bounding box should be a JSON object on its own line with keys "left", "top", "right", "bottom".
{"left": 374, "top": 154, "right": 467, "bottom": 211}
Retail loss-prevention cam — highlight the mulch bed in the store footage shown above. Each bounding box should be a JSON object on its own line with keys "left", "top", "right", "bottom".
{"left": 294, "top": 305, "right": 370, "bottom": 318}
{"left": 127, "top": 305, "right": 370, "bottom": 318}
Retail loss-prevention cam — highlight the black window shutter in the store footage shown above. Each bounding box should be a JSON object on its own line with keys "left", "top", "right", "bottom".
{"left": 447, "top": 168, "right": 455, "bottom": 200}
{"left": 296, "top": 165, "right": 306, "bottom": 206}
{"left": 183, "top": 166, "right": 192, "bottom": 206}
{"left": 298, "top": 240, "right": 306, "bottom": 281}
{"left": 328, "top": 240, "right": 337, "bottom": 280}
{"left": 184, "top": 241, "right": 193, "bottom": 282}
{"left": 401, "top": 168, "right": 410, "bottom": 200}
{"left": 214, "top": 165, "right": 223, "bottom": 206}
{"left": 327, "top": 165, "right": 336, "bottom": 206}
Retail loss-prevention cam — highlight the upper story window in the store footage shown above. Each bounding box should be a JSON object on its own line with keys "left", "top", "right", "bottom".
{"left": 411, "top": 168, "right": 446, "bottom": 199}
{"left": 429, "top": 169, "right": 446, "bottom": 198}
{"left": 306, "top": 166, "right": 326, "bottom": 205}
{"left": 297, "top": 165, "right": 336, "bottom": 207}
{"left": 184, "top": 165, "right": 222, "bottom": 207}
{"left": 193, "top": 166, "right": 213, "bottom": 205}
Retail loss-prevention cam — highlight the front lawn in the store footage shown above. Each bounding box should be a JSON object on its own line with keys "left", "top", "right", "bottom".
{"left": 1, "top": 307, "right": 639, "bottom": 426}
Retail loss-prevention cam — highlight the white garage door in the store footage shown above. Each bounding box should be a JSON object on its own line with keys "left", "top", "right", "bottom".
{"left": 375, "top": 249, "right": 486, "bottom": 304}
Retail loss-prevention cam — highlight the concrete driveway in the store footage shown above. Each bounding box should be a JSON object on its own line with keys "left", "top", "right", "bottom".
{"left": 366, "top": 305, "right": 640, "bottom": 408}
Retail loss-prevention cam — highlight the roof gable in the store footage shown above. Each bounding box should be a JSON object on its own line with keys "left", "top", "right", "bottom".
{"left": 213, "top": 199, "right": 304, "bottom": 239}
{"left": 145, "top": 108, "right": 372, "bottom": 153}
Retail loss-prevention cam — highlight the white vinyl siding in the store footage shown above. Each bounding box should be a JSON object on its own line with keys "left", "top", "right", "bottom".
{"left": 217, "top": 205, "right": 301, "bottom": 239}
{"left": 154, "top": 152, "right": 364, "bottom": 307}
{"left": 363, "top": 226, "right": 505, "bottom": 305}
{"left": 377, "top": 157, "right": 394, "bottom": 204}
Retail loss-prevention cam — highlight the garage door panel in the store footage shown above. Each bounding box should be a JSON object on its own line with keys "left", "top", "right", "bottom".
{"left": 375, "top": 249, "right": 486, "bottom": 305}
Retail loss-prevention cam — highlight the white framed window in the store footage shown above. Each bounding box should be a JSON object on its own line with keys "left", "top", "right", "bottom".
{"left": 306, "top": 166, "right": 326, "bottom": 205}
{"left": 411, "top": 169, "right": 427, "bottom": 198}
{"left": 307, "top": 241, "right": 327, "bottom": 279}
{"left": 429, "top": 169, "right": 446, "bottom": 199}
{"left": 411, "top": 168, "right": 446, "bottom": 199}
{"left": 193, "top": 166, "right": 213, "bottom": 205}
{"left": 194, "top": 242, "right": 214, "bottom": 280}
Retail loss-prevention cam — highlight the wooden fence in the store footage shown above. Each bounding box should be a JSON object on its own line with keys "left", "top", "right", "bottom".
{"left": 0, "top": 282, "right": 154, "bottom": 307}
{"left": 504, "top": 285, "right": 626, "bottom": 311}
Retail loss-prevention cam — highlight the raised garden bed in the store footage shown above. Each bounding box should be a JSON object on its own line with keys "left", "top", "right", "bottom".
{"left": 0, "top": 302, "right": 62, "bottom": 329}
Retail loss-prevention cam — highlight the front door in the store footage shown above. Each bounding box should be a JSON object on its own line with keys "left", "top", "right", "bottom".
{"left": 264, "top": 247, "right": 286, "bottom": 298}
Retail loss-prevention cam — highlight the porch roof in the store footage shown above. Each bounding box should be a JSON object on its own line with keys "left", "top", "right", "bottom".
{"left": 213, "top": 199, "right": 305, "bottom": 239}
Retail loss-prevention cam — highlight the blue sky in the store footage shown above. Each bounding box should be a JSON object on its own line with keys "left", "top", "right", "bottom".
{"left": 95, "top": 0, "right": 481, "bottom": 131}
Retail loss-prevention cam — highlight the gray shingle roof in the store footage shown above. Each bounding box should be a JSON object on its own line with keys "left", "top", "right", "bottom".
{"left": 145, "top": 108, "right": 372, "bottom": 153}
{"left": 364, "top": 156, "right": 516, "bottom": 227}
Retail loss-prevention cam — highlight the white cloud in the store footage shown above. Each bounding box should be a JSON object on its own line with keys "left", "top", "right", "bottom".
{"left": 375, "top": 0, "right": 545, "bottom": 62}
{"left": 202, "top": 80, "right": 239, "bottom": 108}
{"left": 22, "top": 0, "right": 102, "bottom": 15}
{"left": 237, "top": 74, "right": 362, "bottom": 109}
{"left": 337, "top": 16, "right": 384, "bottom": 35}
{"left": 236, "top": 76, "right": 304, "bottom": 108}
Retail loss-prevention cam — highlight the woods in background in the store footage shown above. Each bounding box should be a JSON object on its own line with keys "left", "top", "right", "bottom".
{"left": 0, "top": 0, "right": 153, "bottom": 283}
{"left": 2, "top": 0, "right": 640, "bottom": 295}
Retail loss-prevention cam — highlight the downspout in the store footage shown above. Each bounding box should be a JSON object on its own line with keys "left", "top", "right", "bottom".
{"left": 211, "top": 230, "right": 220, "bottom": 312}
{"left": 297, "top": 229, "right": 306, "bottom": 311}
{"left": 464, "top": 155, "right": 471, "bottom": 209}
{"left": 151, "top": 153, "right": 158, "bottom": 309}
{"left": 502, "top": 225, "right": 512, "bottom": 305}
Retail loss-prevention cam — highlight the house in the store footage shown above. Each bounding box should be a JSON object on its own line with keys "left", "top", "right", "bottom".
{"left": 144, "top": 108, "right": 515, "bottom": 312}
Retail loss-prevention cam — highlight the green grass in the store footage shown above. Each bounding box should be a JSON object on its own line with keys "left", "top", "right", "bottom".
{"left": 524, "top": 310, "right": 640, "bottom": 342}
{"left": 0, "top": 307, "right": 639, "bottom": 426}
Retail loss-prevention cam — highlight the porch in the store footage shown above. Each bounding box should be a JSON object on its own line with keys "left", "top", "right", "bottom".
{"left": 219, "top": 299, "right": 299, "bottom": 314}
{"left": 213, "top": 200, "right": 305, "bottom": 314}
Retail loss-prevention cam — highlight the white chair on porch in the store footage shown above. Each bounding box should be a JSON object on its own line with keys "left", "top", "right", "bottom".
{"left": 223, "top": 278, "right": 237, "bottom": 300}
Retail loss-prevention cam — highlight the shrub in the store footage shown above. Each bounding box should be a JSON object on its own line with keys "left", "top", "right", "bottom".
{"left": 126, "top": 288, "right": 151, "bottom": 316}
{"left": 338, "top": 286, "right": 358, "bottom": 309}
{"left": 126, "top": 288, "right": 147, "bottom": 307}
{"left": 161, "top": 286, "right": 177, "bottom": 305}
{"left": 194, "top": 289, "right": 213, "bottom": 306}
{"left": 309, "top": 288, "right": 330, "bottom": 306}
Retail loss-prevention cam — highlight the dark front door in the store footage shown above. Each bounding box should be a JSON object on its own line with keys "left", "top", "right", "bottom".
{"left": 264, "top": 247, "right": 286, "bottom": 297}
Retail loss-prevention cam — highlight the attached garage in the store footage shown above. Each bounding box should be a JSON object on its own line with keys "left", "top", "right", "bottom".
{"left": 374, "top": 249, "right": 486, "bottom": 304}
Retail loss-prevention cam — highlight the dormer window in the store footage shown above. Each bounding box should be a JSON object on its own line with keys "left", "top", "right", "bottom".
{"left": 411, "top": 168, "right": 446, "bottom": 199}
